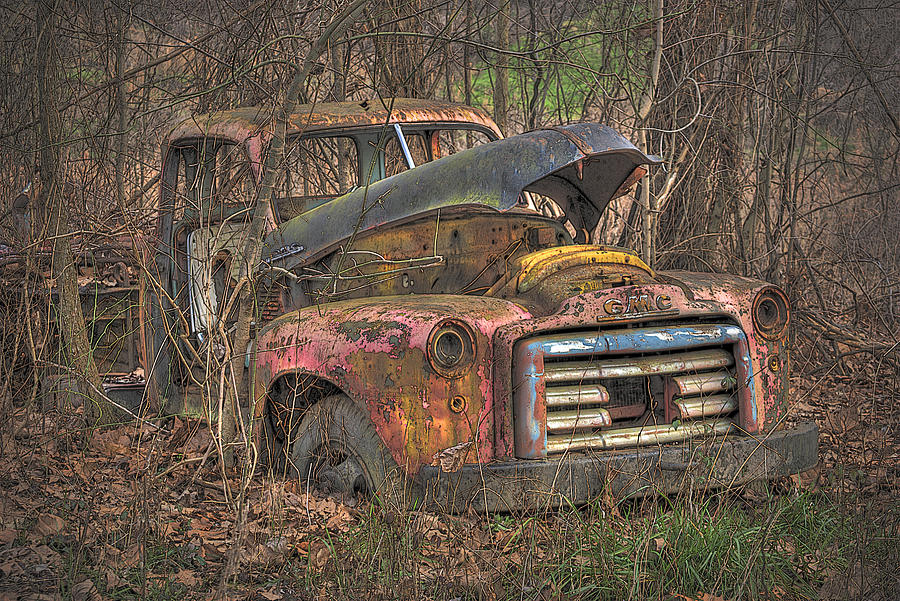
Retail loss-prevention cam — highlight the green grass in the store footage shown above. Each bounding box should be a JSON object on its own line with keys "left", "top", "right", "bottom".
{"left": 533, "top": 491, "right": 855, "bottom": 600}
{"left": 288, "top": 489, "right": 895, "bottom": 600}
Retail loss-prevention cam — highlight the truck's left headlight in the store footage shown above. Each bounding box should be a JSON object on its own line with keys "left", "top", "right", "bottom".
{"left": 753, "top": 287, "right": 790, "bottom": 340}
{"left": 428, "top": 319, "right": 476, "bottom": 378}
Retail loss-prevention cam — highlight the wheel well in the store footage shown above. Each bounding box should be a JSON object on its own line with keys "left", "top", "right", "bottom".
{"left": 265, "top": 372, "right": 342, "bottom": 439}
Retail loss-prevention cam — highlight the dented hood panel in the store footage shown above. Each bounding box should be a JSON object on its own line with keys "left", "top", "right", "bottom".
{"left": 262, "top": 123, "right": 661, "bottom": 270}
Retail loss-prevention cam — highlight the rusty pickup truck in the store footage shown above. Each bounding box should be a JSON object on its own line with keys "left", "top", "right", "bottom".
{"left": 61, "top": 98, "right": 821, "bottom": 510}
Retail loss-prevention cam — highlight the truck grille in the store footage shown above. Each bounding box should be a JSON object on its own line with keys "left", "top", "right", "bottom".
{"left": 512, "top": 323, "right": 753, "bottom": 458}
{"left": 257, "top": 286, "right": 283, "bottom": 323}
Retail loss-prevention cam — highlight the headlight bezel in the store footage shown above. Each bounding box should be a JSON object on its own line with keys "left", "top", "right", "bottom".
{"left": 427, "top": 319, "right": 476, "bottom": 379}
{"left": 752, "top": 286, "right": 790, "bottom": 340}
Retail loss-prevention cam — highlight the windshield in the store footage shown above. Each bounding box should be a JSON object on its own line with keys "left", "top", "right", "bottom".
{"left": 274, "top": 123, "right": 497, "bottom": 222}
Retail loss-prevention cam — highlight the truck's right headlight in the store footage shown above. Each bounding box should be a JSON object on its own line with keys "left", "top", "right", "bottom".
{"left": 753, "top": 287, "right": 790, "bottom": 340}
{"left": 428, "top": 320, "right": 476, "bottom": 378}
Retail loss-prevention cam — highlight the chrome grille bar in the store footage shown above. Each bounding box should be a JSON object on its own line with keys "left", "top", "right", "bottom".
{"left": 546, "top": 407, "right": 612, "bottom": 431}
{"left": 544, "top": 348, "right": 733, "bottom": 382}
{"left": 675, "top": 395, "right": 737, "bottom": 419}
{"left": 513, "top": 323, "right": 754, "bottom": 458}
{"left": 545, "top": 419, "right": 735, "bottom": 454}
{"left": 546, "top": 383, "right": 609, "bottom": 407}
{"left": 673, "top": 370, "right": 735, "bottom": 396}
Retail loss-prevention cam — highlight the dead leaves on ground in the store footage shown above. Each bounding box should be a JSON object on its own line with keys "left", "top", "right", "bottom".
{"left": 0, "top": 407, "right": 373, "bottom": 598}
{"left": 33, "top": 514, "right": 66, "bottom": 538}
{"left": 790, "top": 369, "right": 900, "bottom": 499}
{"left": 0, "top": 544, "right": 59, "bottom": 581}
{"left": 1, "top": 356, "right": 897, "bottom": 600}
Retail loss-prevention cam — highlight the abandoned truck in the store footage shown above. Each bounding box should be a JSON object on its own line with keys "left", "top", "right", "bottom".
{"left": 144, "top": 98, "right": 817, "bottom": 510}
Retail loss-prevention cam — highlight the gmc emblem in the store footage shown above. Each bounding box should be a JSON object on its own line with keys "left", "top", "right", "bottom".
{"left": 603, "top": 293, "right": 673, "bottom": 315}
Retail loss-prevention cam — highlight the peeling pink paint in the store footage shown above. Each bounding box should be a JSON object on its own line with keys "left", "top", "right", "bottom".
{"left": 254, "top": 295, "right": 531, "bottom": 473}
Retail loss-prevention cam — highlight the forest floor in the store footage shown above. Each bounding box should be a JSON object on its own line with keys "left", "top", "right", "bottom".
{"left": 0, "top": 360, "right": 897, "bottom": 601}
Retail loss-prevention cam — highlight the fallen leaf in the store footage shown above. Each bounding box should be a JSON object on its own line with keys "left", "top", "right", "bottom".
{"left": 35, "top": 514, "right": 66, "bottom": 537}
{"left": 309, "top": 542, "right": 330, "bottom": 570}
{"left": 201, "top": 542, "right": 223, "bottom": 560}
{"left": 163, "top": 521, "right": 179, "bottom": 537}
{"left": 33, "top": 544, "right": 60, "bottom": 563}
{"left": 106, "top": 569, "right": 125, "bottom": 589}
{"left": 259, "top": 590, "right": 282, "bottom": 600}
{"left": 325, "top": 510, "right": 351, "bottom": 531}
{"left": 431, "top": 441, "right": 473, "bottom": 473}
{"left": 97, "top": 543, "right": 121, "bottom": 564}
{"left": 798, "top": 466, "right": 822, "bottom": 491}
{"left": 0, "top": 529, "right": 16, "bottom": 544}
{"left": 0, "top": 559, "right": 22, "bottom": 578}
{"left": 317, "top": 498, "right": 336, "bottom": 514}
{"left": 71, "top": 579, "right": 100, "bottom": 601}
{"left": 174, "top": 568, "right": 199, "bottom": 586}
{"left": 122, "top": 543, "right": 142, "bottom": 568}
{"left": 72, "top": 462, "right": 94, "bottom": 482}
{"left": 793, "top": 401, "right": 817, "bottom": 413}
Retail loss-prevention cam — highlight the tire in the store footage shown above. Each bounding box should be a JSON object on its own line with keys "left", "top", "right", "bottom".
{"left": 280, "top": 394, "right": 418, "bottom": 509}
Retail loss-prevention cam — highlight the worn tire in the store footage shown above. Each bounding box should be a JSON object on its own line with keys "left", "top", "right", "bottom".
{"left": 285, "top": 394, "right": 418, "bottom": 509}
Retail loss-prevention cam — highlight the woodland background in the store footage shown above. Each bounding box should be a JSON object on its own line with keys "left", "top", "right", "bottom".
{"left": 0, "top": 0, "right": 897, "bottom": 599}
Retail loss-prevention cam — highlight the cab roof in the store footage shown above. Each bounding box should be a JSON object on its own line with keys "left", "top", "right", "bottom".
{"left": 167, "top": 98, "right": 502, "bottom": 145}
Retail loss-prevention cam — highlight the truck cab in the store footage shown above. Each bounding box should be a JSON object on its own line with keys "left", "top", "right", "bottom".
{"left": 149, "top": 99, "right": 499, "bottom": 411}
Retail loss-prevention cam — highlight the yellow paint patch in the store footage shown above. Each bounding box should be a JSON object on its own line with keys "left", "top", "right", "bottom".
{"left": 516, "top": 245, "right": 654, "bottom": 293}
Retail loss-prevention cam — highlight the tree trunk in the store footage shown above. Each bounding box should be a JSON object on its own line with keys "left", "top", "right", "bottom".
{"left": 492, "top": 1, "right": 510, "bottom": 135}
{"left": 638, "top": 0, "right": 663, "bottom": 266}
{"left": 36, "top": 0, "right": 110, "bottom": 426}
{"left": 219, "top": 0, "right": 368, "bottom": 467}
{"left": 704, "top": 2, "right": 755, "bottom": 271}
{"left": 115, "top": 4, "right": 128, "bottom": 209}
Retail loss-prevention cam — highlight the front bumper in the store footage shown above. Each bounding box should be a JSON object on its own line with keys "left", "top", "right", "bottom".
{"left": 419, "top": 421, "right": 818, "bottom": 512}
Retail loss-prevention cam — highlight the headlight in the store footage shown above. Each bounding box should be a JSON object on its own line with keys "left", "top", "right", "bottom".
{"left": 428, "top": 320, "right": 476, "bottom": 378}
{"left": 752, "top": 287, "right": 790, "bottom": 340}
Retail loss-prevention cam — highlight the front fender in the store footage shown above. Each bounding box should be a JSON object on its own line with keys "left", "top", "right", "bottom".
{"left": 254, "top": 295, "right": 530, "bottom": 474}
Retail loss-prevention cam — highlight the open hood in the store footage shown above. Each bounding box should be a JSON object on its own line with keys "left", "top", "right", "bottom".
{"left": 262, "top": 123, "right": 661, "bottom": 270}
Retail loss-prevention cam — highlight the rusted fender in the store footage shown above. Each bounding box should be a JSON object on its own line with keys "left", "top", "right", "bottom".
{"left": 253, "top": 295, "right": 531, "bottom": 475}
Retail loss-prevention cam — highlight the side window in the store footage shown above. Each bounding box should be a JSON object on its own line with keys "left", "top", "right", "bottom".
{"left": 436, "top": 129, "right": 494, "bottom": 157}
{"left": 209, "top": 142, "right": 255, "bottom": 215}
{"left": 277, "top": 136, "right": 358, "bottom": 220}
{"left": 168, "top": 146, "right": 200, "bottom": 225}
{"left": 165, "top": 141, "right": 255, "bottom": 226}
{"left": 384, "top": 133, "right": 429, "bottom": 177}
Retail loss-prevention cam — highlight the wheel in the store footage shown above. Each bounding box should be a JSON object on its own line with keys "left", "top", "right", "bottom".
{"left": 275, "top": 394, "right": 417, "bottom": 509}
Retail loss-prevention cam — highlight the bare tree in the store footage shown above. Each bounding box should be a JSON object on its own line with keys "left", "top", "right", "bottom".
{"left": 218, "top": 0, "right": 369, "bottom": 468}
{"left": 35, "top": 0, "right": 112, "bottom": 427}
